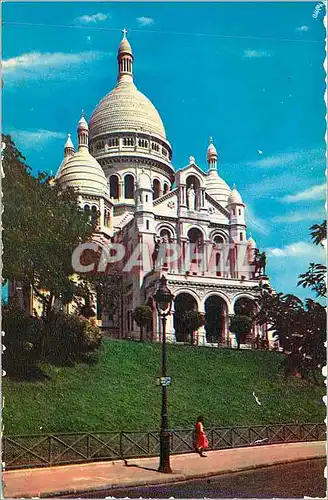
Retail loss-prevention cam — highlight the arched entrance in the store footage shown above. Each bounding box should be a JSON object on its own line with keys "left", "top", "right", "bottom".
{"left": 234, "top": 296, "right": 256, "bottom": 316}
{"left": 187, "top": 228, "right": 204, "bottom": 274}
{"left": 233, "top": 296, "right": 257, "bottom": 346}
{"left": 174, "top": 293, "right": 198, "bottom": 343}
{"left": 204, "top": 295, "right": 228, "bottom": 344}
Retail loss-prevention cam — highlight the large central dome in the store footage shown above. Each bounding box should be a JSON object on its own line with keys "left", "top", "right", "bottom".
{"left": 89, "top": 33, "right": 166, "bottom": 140}
{"left": 89, "top": 80, "right": 166, "bottom": 139}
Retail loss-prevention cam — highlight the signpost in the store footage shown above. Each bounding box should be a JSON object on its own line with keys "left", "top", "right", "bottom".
{"left": 156, "top": 376, "right": 172, "bottom": 387}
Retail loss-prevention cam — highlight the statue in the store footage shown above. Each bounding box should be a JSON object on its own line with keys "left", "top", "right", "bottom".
{"left": 187, "top": 184, "right": 196, "bottom": 210}
{"left": 252, "top": 249, "right": 267, "bottom": 277}
{"left": 259, "top": 252, "right": 267, "bottom": 275}
{"left": 152, "top": 236, "right": 161, "bottom": 270}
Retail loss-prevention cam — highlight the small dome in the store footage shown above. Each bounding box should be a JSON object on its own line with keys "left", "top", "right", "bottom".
{"left": 57, "top": 148, "right": 108, "bottom": 195}
{"left": 207, "top": 138, "right": 218, "bottom": 160}
{"left": 205, "top": 170, "right": 231, "bottom": 206}
{"left": 78, "top": 114, "right": 88, "bottom": 131}
{"left": 118, "top": 36, "right": 132, "bottom": 56}
{"left": 228, "top": 186, "right": 243, "bottom": 205}
{"left": 65, "top": 133, "right": 74, "bottom": 149}
{"left": 137, "top": 171, "right": 152, "bottom": 190}
{"left": 247, "top": 236, "right": 256, "bottom": 249}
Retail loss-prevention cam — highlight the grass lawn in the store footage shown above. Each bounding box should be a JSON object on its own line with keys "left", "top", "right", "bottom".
{"left": 3, "top": 339, "right": 325, "bottom": 435}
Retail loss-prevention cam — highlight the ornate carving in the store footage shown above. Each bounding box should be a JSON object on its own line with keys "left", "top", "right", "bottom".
{"left": 208, "top": 206, "right": 216, "bottom": 214}
{"left": 167, "top": 200, "right": 175, "bottom": 209}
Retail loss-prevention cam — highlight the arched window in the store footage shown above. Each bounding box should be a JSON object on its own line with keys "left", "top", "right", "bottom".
{"left": 216, "top": 253, "right": 221, "bottom": 276}
{"left": 163, "top": 183, "right": 169, "bottom": 195}
{"left": 214, "top": 235, "right": 224, "bottom": 245}
{"left": 91, "top": 205, "right": 98, "bottom": 227}
{"left": 109, "top": 175, "right": 119, "bottom": 199}
{"left": 124, "top": 174, "right": 134, "bottom": 199}
{"left": 153, "top": 179, "right": 161, "bottom": 200}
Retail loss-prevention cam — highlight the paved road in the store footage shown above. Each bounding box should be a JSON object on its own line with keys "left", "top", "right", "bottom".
{"left": 71, "top": 458, "right": 326, "bottom": 498}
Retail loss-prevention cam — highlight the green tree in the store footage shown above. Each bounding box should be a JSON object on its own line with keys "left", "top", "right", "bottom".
{"left": 255, "top": 289, "right": 326, "bottom": 383}
{"left": 2, "top": 134, "right": 93, "bottom": 321}
{"left": 181, "top": 310, "right": 206, "bottom": 345}
{"left": 298, "top": 221, "right": 327, "bottom": 297}
{"left": 230, "top": 315, "right": 253, "bottom": 349}
{"left": 133, "top": 304, "right": 153, "bottom": 342}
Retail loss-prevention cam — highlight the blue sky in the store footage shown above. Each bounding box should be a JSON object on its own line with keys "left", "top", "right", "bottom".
{"left": 2, "top": 2, "right": 326, "bottom": 300}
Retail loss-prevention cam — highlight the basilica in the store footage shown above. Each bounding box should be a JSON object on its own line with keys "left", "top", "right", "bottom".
{"left": 54, "top": 32, "right": 270, "bottom": 347}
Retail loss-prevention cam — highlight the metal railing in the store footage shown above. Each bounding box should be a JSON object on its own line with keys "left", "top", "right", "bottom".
{"left": 3, "top": 423, "right": 325, "bottom": 470}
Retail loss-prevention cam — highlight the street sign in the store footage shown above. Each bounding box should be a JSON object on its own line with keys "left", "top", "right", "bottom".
{"left": 156, "top": 376, "right": 172, "bottom": 387}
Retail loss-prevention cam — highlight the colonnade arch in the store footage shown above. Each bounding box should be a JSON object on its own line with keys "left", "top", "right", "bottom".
{"left": 173, "top": 291, "right": 199, "bottom": 343}
{"left": 203, "top": 294, "right": 229, "bottom": 344}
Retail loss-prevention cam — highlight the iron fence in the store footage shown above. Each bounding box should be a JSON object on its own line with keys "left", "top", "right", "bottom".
{"left": 3, "top": 423, "right": 325, "bottom": 470}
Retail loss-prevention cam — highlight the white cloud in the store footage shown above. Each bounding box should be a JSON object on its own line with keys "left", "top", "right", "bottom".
{"left": 76, "top": 13, "right": 108, "bottom": 24}
{"left": 296, "top": 25, "right": 309, "bottom": 32}
{"left": 137, "top": 17, "right": 154, "bottom": 26}
{"left": 2, "top": 51, "right": 107, "bottom": 81}
{"left": 281, "top": 183, "right": 326, "bottom": 203}
{"left": 272, "top": 209, "right": 324, "bottom": 223}
{"left": 3, "top": 51, "right": 101, "bottom": 72}
{"left": 268, "top": 241, "right": 324, "bottom": 259}
{"left": 243, "top": 49, "right": 272, "bottom": 59}
{"left": 245, "top": 148, "right": 324, "bottom": 170}
{"left": 10, "top": 129, "right": 66, "bottom": 150}
{"left": 247, "top": 151, "right": 301, "bottom": 169}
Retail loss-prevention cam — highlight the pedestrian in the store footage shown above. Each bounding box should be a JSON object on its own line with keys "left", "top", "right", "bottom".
{"left": 195, "top": 415, "right": 209, "bottom": 457}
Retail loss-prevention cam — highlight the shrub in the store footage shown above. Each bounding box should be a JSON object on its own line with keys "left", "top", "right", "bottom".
{"left": 2, "top": 306, "right": 43, "bottom": 379}
{"left": 181, "top": 311, "right": 206, "bottom": 345}
{"left": 45, "top": 311, "right": 102, "bottom": 365}
{"left": 230, "top": 315, "right": 253, "bottom": 349}
{"left": 133, "top": 305, "right": 153, "bottom": 342}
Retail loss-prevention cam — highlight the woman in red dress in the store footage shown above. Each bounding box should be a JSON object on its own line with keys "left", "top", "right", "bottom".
{"left": 195, "top": 415, "right": 209, "bottom": 457}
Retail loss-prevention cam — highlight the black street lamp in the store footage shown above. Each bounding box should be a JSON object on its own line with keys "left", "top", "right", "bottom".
{"left": 154, "top": 275, "right": 174, "bottom": 474}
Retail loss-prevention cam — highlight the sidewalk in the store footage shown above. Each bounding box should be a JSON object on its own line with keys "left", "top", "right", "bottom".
{"left": 4, "top": 441, "right": 326, "bottom": 498}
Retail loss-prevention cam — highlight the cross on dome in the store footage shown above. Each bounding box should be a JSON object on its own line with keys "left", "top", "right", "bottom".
{"left": 122, "top": 28, "right": 127, "bottom": 38}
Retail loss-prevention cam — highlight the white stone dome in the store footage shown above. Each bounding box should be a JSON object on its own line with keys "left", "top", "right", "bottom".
{"left": 228, "top": 187, "right": 243, "bottom": 205}
{"left": 57, "top": 148, "right": 108, "bottom": 195}
{"left": 205, "top": 170, "right": 231, "bottom": 206}
{"left": 89, "top": 80, "right": 166, "bottom": 140}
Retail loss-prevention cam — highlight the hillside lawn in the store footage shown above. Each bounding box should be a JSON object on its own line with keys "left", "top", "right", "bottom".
{"left": 3, "top": 339, "right": 325, "bottom": 435}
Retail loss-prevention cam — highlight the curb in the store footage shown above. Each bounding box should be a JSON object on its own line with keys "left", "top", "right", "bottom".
{"left": 28, "top": 454, "right": 326, "bottom": 498}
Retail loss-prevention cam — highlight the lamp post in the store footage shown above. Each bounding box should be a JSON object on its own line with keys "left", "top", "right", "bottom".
{"left": 154, "top": 275, "right": 174, "bottom": 473}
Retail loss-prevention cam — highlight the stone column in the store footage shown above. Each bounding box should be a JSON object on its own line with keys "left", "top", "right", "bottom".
{"left": 165, "top": 310, "right": 175, "bottom": 343}
{"left": 180, "top": 238, "right": 187, "bottom": 273}
{"left": 228, "top": 313, "right": 235, "bottom": 348}
{"left": 200, "top": 187, "right": 207, "bottom": 212}
{"left": 99, "top": 198, "right": 105, "bottom": 229}
{"left": 180, "top": 184, "right": 187, "bottom": 207}
{"left": 118, "top": 181, "right": 124, "bottom": 200}
{"left": 221, "top": 309, "right": 229, "bottom": 346}
{"left": 197, "top": 325, "right": 206, "bottom": 346}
